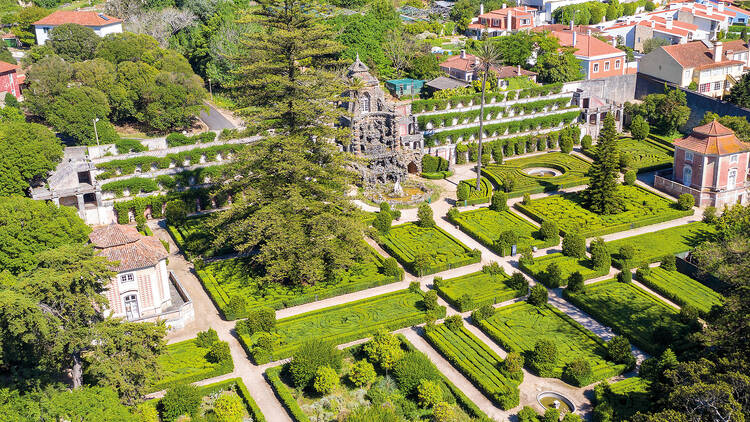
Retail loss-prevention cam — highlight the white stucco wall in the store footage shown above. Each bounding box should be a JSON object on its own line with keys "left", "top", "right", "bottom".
{"left": 34, "top": 22, "right": 122, "bottom": 45}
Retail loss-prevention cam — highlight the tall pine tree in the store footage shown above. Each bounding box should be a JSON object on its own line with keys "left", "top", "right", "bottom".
{"left": 583, "top": 113, "right": 621, "bottom": 214}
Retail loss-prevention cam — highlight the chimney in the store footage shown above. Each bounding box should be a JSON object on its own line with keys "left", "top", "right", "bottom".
{"left": 611, "top": 37, "right": 617, "bottom": 47}
{"left": 507, "top": 8, "right": 512, "bottom": 29}
{"left": 587, "top": 29, "right": 592, "bottom": 36}
{"left": 480, "top": 3, "right": 484, "bottom": 15}
{"left": 714, "top": 41, "right": 723, "bottom": 62}
{"left": 460, "top": 49, "right": 466, "bottom": 59}
{"left": 651, "top": 20, "right": 656, "bottom": 28}
{"left": 501, "top": 3, "right": 505, "bottom": 8}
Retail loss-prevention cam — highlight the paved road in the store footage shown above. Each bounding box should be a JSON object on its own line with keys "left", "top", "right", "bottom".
{"left": 199, "top": 102, "right": 236, "bottom": 130}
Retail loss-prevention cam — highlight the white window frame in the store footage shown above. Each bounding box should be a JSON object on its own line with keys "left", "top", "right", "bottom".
{"left": 615, "top": 60, "right": 621, "bottom": 70}
{"left": 593, "top": 63, "right": 599, "bottom": 73}
{"left": 685, "top": 151, "right": 694, "bottom": 162}
{"left": 119, "top": 272, "right": 135, "bottom": 284}
{"left": 714, "top": 81, "right": 722, "bottom": 91}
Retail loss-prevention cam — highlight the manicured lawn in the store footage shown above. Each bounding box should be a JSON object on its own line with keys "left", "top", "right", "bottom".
{"left": 515, "top": 185, "right": 693, "bottom": 238}
{"left": 265, "top": 335, "right": 488, "bottom": 422}
{"left": 563, "top": 279, "right": 692, "bottom": 355}
{"left": 449, "top": 208, "right": 553, "bottom": 256}
{"left": 476, "top": 302, "right": 627, "bottom": 386}
{"left": 606, "top": 222, "right": 716, "bottom": 268}
{"left": 584, "top": 137, "right": 673, "bottom": 173}
{"left": 519, "top": 253, "right": 608, "bottom": 287}
{"left": 637, "top": 267, "right": 723, "bottom": 316}
{"left": 435, "top": 270, "right": 526, "bottom": 312}
{"left": 152, "top": 339, "right": 234, "bottom": 392}
{"left": 378, "top": 222, "right": 480, "bottom": 275}
{"left": 482, "top": 152, "right": 591, "bottom": 198}
{"left": 425, "top": 323, "right": 521, "bottom": 409}
{"left": 239, "top": 289, "right": 443, "bottom": 363}
{"left": 197, "top": 244, "right": 399, "bottom": 319}
{"left": 457, "top": 176, "right": 493, "bottom": 206}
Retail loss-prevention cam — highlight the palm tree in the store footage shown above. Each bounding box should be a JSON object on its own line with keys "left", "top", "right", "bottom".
{"left": 475, "top": 41, "right": 502, "bottom": 191}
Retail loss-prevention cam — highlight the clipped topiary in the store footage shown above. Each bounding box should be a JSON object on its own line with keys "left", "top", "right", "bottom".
{"left": 567, "top": 271, "right": 584, "bottom": 293}
{"left": 528, "top": 284, "right": 548, "bottom": 306}
{"left": 348, "top": 360, "right": 376, "bottom": 387}
{"left": 562, "top": 357, "right": 593, "bottom": 386}
{"left": 160, "top": 384, "right": 201, "bottom": 421}
{"left": 417, "top": 379, "right": 443, "bottom": 408}
{"left": 661, "top": 254, "right": 676, "bottom": 271}
{"left": 678, "top": 193, "right": 695, "bottom": 210}
{"left": 313, "top": 365, "right": 339, "bottom": 395}
{"left": 624, "top": 169, "right": 636, "bottom": 186}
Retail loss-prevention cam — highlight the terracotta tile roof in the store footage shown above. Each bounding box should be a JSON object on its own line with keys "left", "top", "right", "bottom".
{"left": 722, "top": 39, "right": 749, "bottom": 53}
{"left": 638, "top": 20, "right": 692, "bottom": 37}
{"left": 33, "top": 11, "right": 122, "bottom": 27}
{"left": 661, "top": 41, "right": 746, "bottom": 70}
{"left": 89, "top": 224, "right": 168, "bottom": 272}
{"left": 0, "top": 61, "right": 18, "bottom": 73}
{"left": 551, "top": 31, "right": 625, "bottom": 58}
{"left": 533, "top": 24, "right": 602, "bottom": 35}
{"left": 478, "top": 6, "right": 535, "bottom": 19}
{"left": 674, "top": 120, "right": 750, "bottom": 155}
{"left": 440, "top": 53, "right": 506, "bottom": 73}
{"left": 495, "top": 65, "right": 537, "bottom": 78}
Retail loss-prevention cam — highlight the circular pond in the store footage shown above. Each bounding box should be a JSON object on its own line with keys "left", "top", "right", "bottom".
{"left": 523, "top": 167, "right": 563, "bottom": 177}
{"left": 537, "top": 391, "right": 576, "bottom": 414}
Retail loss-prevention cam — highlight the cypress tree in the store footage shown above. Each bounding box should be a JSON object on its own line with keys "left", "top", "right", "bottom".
{"left": 583, "top": 113, "right": 621, "bottom": 214}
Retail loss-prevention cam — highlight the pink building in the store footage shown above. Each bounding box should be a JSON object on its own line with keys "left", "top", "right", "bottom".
{"left": 467, "top": 5, "right": 537, "bottom": 38}
{"left": 655, "top": 120, "right": 750, "bottom": 207}
{"left": 0, "top": 61, "right": 21, "bottom": 100}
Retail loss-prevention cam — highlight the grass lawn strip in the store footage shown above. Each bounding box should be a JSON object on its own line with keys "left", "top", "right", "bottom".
{"left": 378, "top": 222, "right": 480, "bottom": 275}
{"left": 425, "top": 324, "right": 520, "bottom": 409}
{"left": 519, "top": 253, "right": 608, "bottom": 287}
{"left": 436, "top": 270, "right": 526, "bottom": 312}
{"left": 151, "top": 338, "right": 234, "bottom": 392}
{"left": 515, "top": 185, "right": 693, "bottom": 238}
{"left": 482, "top": 152, "right": 591, "bottom": 198}
{"left": 449, "top": 207, "right": 554, "bottom": 256}
{"left": 476, "top": 302, "right": 626, "bottom": 385}
{"left": 605, "top": 222, "right": 716, "bottom": 268}
{"left": 637, "top": 267, "right": 723, "bottom": 316}
{"left": 563, "top": 279, "right": 690, "bottom": 356}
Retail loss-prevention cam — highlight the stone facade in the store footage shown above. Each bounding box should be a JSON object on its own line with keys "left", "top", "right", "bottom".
{"left": 341, "top": 55, "right": 423, "bottom": 185}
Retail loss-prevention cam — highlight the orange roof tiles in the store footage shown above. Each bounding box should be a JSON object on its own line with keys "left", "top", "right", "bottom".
{"left": 33, "top": 11, "right": 122, "bottom": 27}
{"left": 550, "top": 30, "right": 625, "bottom": 58}
{"left": 0, "top": 61, "right": 18, "bottom": 74}
{"left": 90, "top": 224, "right": 168, "bottom": 272}
{"left": 662, "top": 41, "right": 746, "bottom": 70}
{"left": 478, "top": 6, "right": 535, "bottom": 19}
{"left": 674, "top": 120, "right": 750, "bottom": 155}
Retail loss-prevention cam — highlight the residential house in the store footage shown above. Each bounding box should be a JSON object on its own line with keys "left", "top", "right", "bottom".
{"left": 523, "top": 0, "right": 592, "bottom": 23}
{"left": 705, "top": 0, "right": 750, "bottom": 24}
{"left": 424, "top": 76, "right": 471, "bottom": 96}
{"left": 655, "top": 120, "right": 750, "bottom": 207}
{"left": 638, "top": 40, "right": 748, "bottom": 97}
{"left": 550, "top": 30, "right": 628, "bottom": 79}
{"left": 602, "top": 16, "right": 697, "bottom": 50}
{"left": 467, "top": 5, "right": 537, "bottom": 38}
{"left": 90, "top": 224, "right": 194, "bottom": 328}
{"left": 0, "top": 61, "right": 21, "bottom": 100}
{"left": 669, "top": 1, "right": 733, "bottom": 40}
{"left": 439, "top": 50, "right": 537, "bottom": 84}
{"left": 33, "top": 11, "right": 123, "bottom": 45}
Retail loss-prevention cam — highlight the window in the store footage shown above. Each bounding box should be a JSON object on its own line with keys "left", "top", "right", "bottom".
{"left": 699, "top": 83, "right": 710, "bottom": 93}
{"left": 683, "top": 165, "right": 693, "bottom": 186}
{"left": 714, "top": 81, "right": 722, "bottom": 91}
{"left": 593, "top": 63, "right": 599, "bottom": 73}
{"left": 615, "top": 60, "right": 621, "bottom": 70}
{"left": 124, "top": 294, "right": 140, "bottom": 321}
{"left": 604, "top": 61, "right": 610, "bottom": 71}
{"left": 119, "top": 273, "right": 135, "bottom": 284}
{"left": 728, "top": 169, "right": 737, "bottom": 190}
{"left": 730, "top": 154, "right": 739, "bottom": 163}
{"left": 685, "top": 151, "right": 694, "bottom": 162}
{"left": 360, "top": 94, "right": 370, "bottom": 113}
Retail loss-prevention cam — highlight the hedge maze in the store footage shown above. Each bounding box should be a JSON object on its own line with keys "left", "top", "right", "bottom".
{"left": 425, "top": 323, "right": 521, "bottom": 409}
{"left": 584, "top": 137, "right": 673, "bottom": 173}
{"left": 457, "top": 177, "right": 493, "bottom": 205}
{"left": 152, "top": 338, "right": 234, "bottom": 392}
{"left": 435, "top": 270, "right": 526, "bottom": 312}
{"left": 378, "top": 223, "right": 480, "bottom": 275}
{"left": 449, "top": 208, "right": 552, "bottom": 256}
{"left": 520, "top": 253, "right": 608, "bottom": 287}
{"left": 637, "top": 267, "right": 723, "bottom": 316}
{"left": 516, "top": 185, "right": 693, "bottom": 237}
{"left": 482, "top": 152, "right": 591, "bottom": 198}
{"left": 476, "top": 302, "right": 626, "bottom": 386}
{"left": 606, "top": 222, "right": 716, "bottom": 268}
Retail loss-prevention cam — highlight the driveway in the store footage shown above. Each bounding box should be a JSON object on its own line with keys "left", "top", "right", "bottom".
{"left": 199, "top": 102, "right": 236, "bottom": 130}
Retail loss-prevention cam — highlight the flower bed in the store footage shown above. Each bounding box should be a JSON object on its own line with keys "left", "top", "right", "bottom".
{"left": 151, "top": 338, "right": 234, "bottom": 392}
{"left": 435, "top": 270, "right": 526, "bottom": 312}
{"left": 448, "top": 208, "right": 554, "bottom": 256}
{"left": 424, "top": 323, "right": 521, "bottom": 409}
{"left": 377, "top": 222, "right": 480, "bottom": 275}
{"left": 563, "top": 279, "right": 693, "bottom": 355}
{"left": 239, "top": 289, "right": 444, "bottom": 363}
{"left": 482, "top": 152, "right": 591, "bottom": 198}
{"left": 476, "top": 302, "right": 627, "bottom": 386}
{"left": 457, "top": 177, "right": 493, "bottom": 206}
{"left": 605, "top": 222, "right": 716, "bottom": 269}
{"left": 515, "top": 185, "right": 694, "bottom": 238}
{"left": 519, "top": 253, "right": 608, "bottom": 287}
{"left": 636, "top": 267, "right": 723, "bottom": 316}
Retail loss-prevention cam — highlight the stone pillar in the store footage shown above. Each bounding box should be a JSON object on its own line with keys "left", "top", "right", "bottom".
{"left": 52, "top": 197, "right": 60, "bottom": 206}
{"left": 76, "top": 194, "right": 85, "bottom": 220}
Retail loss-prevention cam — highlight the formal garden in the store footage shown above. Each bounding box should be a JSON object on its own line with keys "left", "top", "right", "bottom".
{"left": 475, "top": 302, "right": 629, "bottom": 386}
{"left": 377, "top": 222, "right": 480, "bottom": 275}
{"left": 266, "top": 334, "right": 487, "bottom": 422}
{"left": 593, "top": 377, "right": 652, "bottom": 421}
{"left": 238, "top": 288, "right": 445, "bottom": 364}
{"left": 605, "top": 222, "right": 716, "bottom": 268}
{"left": 482, "top": 152, "right": 591, "bottom": 198}
{"left": 563, "top": 279, "right": 693, "bottom": 355}
{"left": 519, "top": 253, "right": 608, "bottom": 288}
{"left": 583, "top": 136, "right": 673, "bottom": 173}
{"left": 448, "top": 208, "right": 554, "bottom": 256}
{"left": 167, "top": 214, "right": 234, "bottom": 259}
{"left": 636, "top": 266, "right": 723, "bottom": 316}
{"left": 151, "top": 332, "right": 234, "bottom": 392}
{"left": 424, "top": 320, "right": 522, "bottom": 410}
{"left": 515, "top": 185, "right": 694, "bottom": 237}
{"left": 456, "top": 177, "right": 493, "bottom": 206}
{"left": 434, "top": 267, "right": 528, "bottom": 312}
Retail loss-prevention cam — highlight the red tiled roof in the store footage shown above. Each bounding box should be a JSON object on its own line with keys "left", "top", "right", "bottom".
{"left": 533, "top": 24, "right": 602, "bottom": 35}
{"left": 33, "top": 11, "right": 122, "bottom": 27}
{"left": 89, "top": 224, "right": 168, "bottom": 272}
{"left": 478, "top": 6, "right": 535, "bottom": 19}
{"left": 495, "top": 65, "right": 537, "bottom": 78}
{"left": 722, "top": 39, "right": 749, "bottom": 53}
{"left": 550, "top": 31, "right": 625, "bottom": 58}
{"left": 662, "top": 41, "right": 745, "bottom": 69}
{"left": 674, "top": 120, "right": 750, "bottom": 155}
{"left": 638, "top": 20, "right": 692, "bottom": 37}
{"left": 440, "top": 54, "right": 479, "bottom": 73}
{"left": 0, "top": 61, "right": 18, "bottom": 73}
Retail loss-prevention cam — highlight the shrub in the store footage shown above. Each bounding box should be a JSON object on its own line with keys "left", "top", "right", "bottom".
{"left": 242, "top": 307, "right": 276, "bottom": 335}
{"left": 607, "top": 336, "right": 634, "bottom": 367}
{"left": 563, "top": 413, "right": 582, "bottom": 422}
{"left": 165, "top": 200, "right": 188, "bottom": 226}
{"left": 522, "top": 193, "right": 532, "bottom": 205}
{"left": 363, "top": 330, "right": 404, "bottom": 370}
{"left": 624, "top": 170, "right": 636, "bottom": 186}
{"left": 560, "top": 135, "right": 573, "bottom": 153}
{"left": 528, "top": 339, "right": 557, "bottom": 377}
{"left": 497, "top": 230, "right": 519, "bottom": 251}
{"left": 562, "top": 232, "right": 586, "bottom": 258}
{"left": 373, "top": 211, "right": 392, "bottom": 234}
{"left": 618, "top": 267, "right": 632, "bottom": 283}
{"left": 635, "top": 262, "right": 651, "bottom": 279}
{"left": 432, "top": 402, "right": 455, "bottom": 422}
{"left": 417, "top": 203, "right": 434, "bottom": 228}
{"left": 490, "top": 191, "right": 508, "bottom": 211}
{"left": 383, "top": 257, "right": 402, "bottom": 280}
{"left": 581, "top": 134, "right": 593, "bottom": 150}
{"left": 503, "top": 351, "right": 524, "bottom": 374}
{"left": 678, "top": 193, "right": 694, "bottom": 210}
{"left": 590, "top": 238, "right": 611, "bottom": 270}
{"left": 207, "top": 341, "right": 231, "bottom": 363}
{"left": 160, "top": 384, "right": 201, "bottom": 421}
{"left": 213, "top": 392, "right": 244, "bottom": 422}
{"left": 540, "top": 220, "right": 559, "bottom": 243}
{"left": 567, "top": 271, "right": 584, "bottom": 293}
{"left": 409, "top": 281, "right": 421, "bottom": 293}
{"left": 227, "top": 296, "right": 247, "bottom": 319}
{"left": 544, "top": 263, "right": 564, "bottom": 288}
{"left": 471, "top": 304, "right": 496, "bottom": 321}
{"left": 501, "top": 175, "right": 516, "bottom": 192}
{"left": 288, "top": 339, "right": 342, "bottom": 388}
{"left": 631, "top": 115, "right": 650, "bottom": 141}
{"left": 620, "top": 153, "right": 633, "bottom": 170}
{"left": 542, "top": 408, "right": 561, "bottom": 422}
{"left": 195, "top": 328, "right": 219, "bottom": 348}
{"left": 562, "top": 358, "right": 593, "bottom": 386}
{"left": 661, "top": 254, "right": 676, "bottom": 271}
{"left": 423, "top": 290, "right": 439, "bottom": 311}
{"left": 703, "top": 206, "right": 717, "bottom": 224}
{"left": 508, "top": 272, "right": 529, "bottom": 291}
{"left": 456, "top": 183, "right": 470, "bottom": 202}
{"left": 422, "top": 155, "right": 439, "bottom": 173}
{"left": 417, "top": 380, "right": 443, "bottom": 408}
{"left": 348, "top": 360, "right": 376, "bottom": 387}
{"left": 518, "top": 406, "right": 539, "bottom": 422}
{"left": 528, "top": 285, "right": 548, "bottom": 306}
{"left": 392, "top": 351, "right": 440, "bottom": 395}
{"left": 446, "top": 207, "right": 460, "bottom": 221}
{"left": 444, "top": 314, "right": 463, "bottom": 331}
{"left": 619, "top": 245, "right": 635, "bottom": 263}
{"left": 483, "top": 262, "right": 503, "bottom": 275}
{"left": 313, "top": 365, "right": 339, "bottom": 395}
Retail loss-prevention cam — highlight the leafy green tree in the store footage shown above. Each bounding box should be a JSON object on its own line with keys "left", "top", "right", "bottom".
{"left": 607, "top": 336, "right": 635, "bottom": 367}
{"left": 567, "top": 271, "right": 584, "bottom": 292}
{"left": 0, "top": 104, "right": 24, "bottom": 123}
{"left": 630, "top": 114, "right": 650, "bottom": 140}
{"left": 642, "top": 37, "right": 670, "bottom": 54}
{"left": 605, "top": 0, "right": 622, "bottom": 21}
{"left": 363, "top": 330, "right": 404, "bottom": 371}
{"left": 139, "top": 72, "right": 206, "bottom": 131}
{"left": 583, "top": 113, "right": 621, "bottom": 214}
{"left": 213, "top": 392, "right": 244, "bottom": 422}
{"left": 562, "top": 232, "right": 586, "bottom": 258}
{"left": 534, "top": 34, "right": 583, "bottom": 83}
{"left": 11, "top": 7, "right": 50, "bottom": 46}
{"left": 590, "top": 237, "right": 611, "bottom": 269}
{"left": 0, "top": 121, "right": 63, "bottom": 196}
{"left": 313, "top": 365, "right": 339, "bottom": 394}
{"left": 494, "top": 32, "right": 535, "bottom": 67}
{"left": 0, "top": 386, "right": 137, "bottom": 422}
{"left": 407, "top": 53, "right": 442, "bottom": 80}
{"left": 529, "top": 339, "right": 557, "bottom": 376}
{"left": 456, "top": 182, "right": 470, "bottom": 202}
{"left": 700, "top": 112, "right": 750, "bottom": 142}
{"left": 47, "top": 24, "right": 101, "bottom": 62}
{"left": 490, "top": 191, "right": 508, "bottom": 211}
{"left": 373, "top": 210, "right": 392, "bottom": 234}
{"left": 161, "top": 384, "right": 201, "bottom": 421}
{"left": 24, "top": 55, "right": 73, "bottom": 118}
{"left": 417, "top": 379, "right": 442, "bottom": 408}
{"left": 528, "top": 284, "right": 548, "bottom": 306}
{"left": 45, "top": 87, "right": 119, "bottom": 145}
{"left": 631, "top": 86, "right": 690, "bottom": 135}
{"left": 289, "top": 339, "right": 342, "bottom": 388}
{"left": 540, "top": 220, "right": 560, "bottom": 243}
{"left": 348, "top": 360, "right": 376, "bottom": 387}
{"left": 417, "top": 203, "right": 434, "bottom": 228}
{"left": 0, "top": 45, "right": 14, "bottom": 65}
